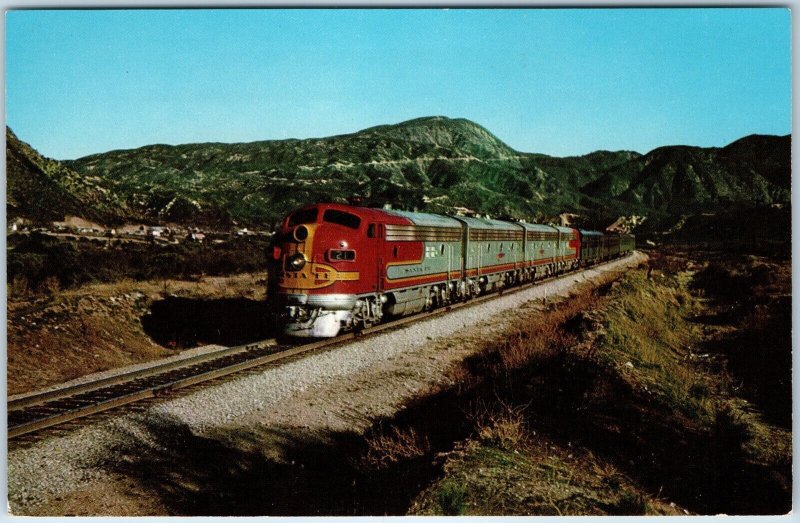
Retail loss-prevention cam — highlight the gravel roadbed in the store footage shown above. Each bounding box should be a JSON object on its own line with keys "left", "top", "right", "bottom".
{"left": 8, "top": 253, "right": 646, "bottom": 515}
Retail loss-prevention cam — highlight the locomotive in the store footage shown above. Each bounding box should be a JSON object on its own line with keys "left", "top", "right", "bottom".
{"left": 270, "top": 203, "right": 634, "bottom": 337}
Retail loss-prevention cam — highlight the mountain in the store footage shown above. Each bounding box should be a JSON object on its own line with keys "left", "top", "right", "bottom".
{"left": 6, "top": 127, "right": 128, "bottom": 224}
{"left": 58, "top": 116, "right": 649, "bottom": 226}
{"left": 582, "top": 135, "right": 791, "bottom": 215}
{"left": 65, "top": 116, "right": 584, "bottom": 226}
{"left": 7, "top": 118, "right": 791, "bottom": 230}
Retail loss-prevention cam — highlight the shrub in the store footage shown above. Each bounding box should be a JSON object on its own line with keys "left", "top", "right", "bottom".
{"left": 8, "top": 276, "right": 30, "bottom": 297}
{"left": 691, "top": 262, "right": 747, "bottom": 301}
{"left": 475, "top": 403, "right": 528, "bottom": 450}
{"left": 437, "top": 481, "right": 468, "bottom": 515}
{"left": 7, "top": 251, "right": 46, "bottom": 284}
{"left": 362, "top": 426, "right": 429, "bottom": 470}
{"left": 610, "top": 490, "right": 647, "bottom": 515}
{"left": 6, "top": 234, "right": 271, "bottom": 294}
{"left": 712, "top": 404, "right": 751, "bottom": 455}
{"left": 37, "top": 275, "right": 60, "bottom": 295}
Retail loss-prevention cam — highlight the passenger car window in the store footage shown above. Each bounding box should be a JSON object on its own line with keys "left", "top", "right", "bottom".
{"left": 323, "top": 209, "right": 361, "bottom": 229}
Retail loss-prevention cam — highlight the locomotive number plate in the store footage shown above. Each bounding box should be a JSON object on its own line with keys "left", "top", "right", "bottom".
{"left": 328, "top": 249, "right": 356, "bottom": 261}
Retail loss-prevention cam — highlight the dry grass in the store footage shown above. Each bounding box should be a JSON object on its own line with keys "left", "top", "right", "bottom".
{"left": 477, "top": 275, "right": 617, "bottom": 376}
{"left": 474, "top": 401, "right": 529, "bottom": 450}
{"left": 362, "top": 426, "right": 430, "bottom": 471}
{"left": 410, "top": 437, "right": 681, "bottom": 516}
{"left": 594, "top": 271, "right": 713, "bottom": 421}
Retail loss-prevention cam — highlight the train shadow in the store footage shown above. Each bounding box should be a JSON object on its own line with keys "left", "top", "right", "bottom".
{"left": 102, "top": 412, "right": 435, "bottom": 516}
{"left": 141, "top": 297, "right": 278, "bottom": 348}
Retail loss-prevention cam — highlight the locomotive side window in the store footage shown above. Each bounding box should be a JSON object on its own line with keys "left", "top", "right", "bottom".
{"left": 323, "top": 209, "right": 361, "bottom": 229}
{"left": 288, "top": 208, "right": 318, "bottom": 227}
{"left": 367, "top": 224, "right": 376, "bottom": 238}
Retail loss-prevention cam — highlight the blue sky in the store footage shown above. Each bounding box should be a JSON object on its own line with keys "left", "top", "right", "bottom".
{"left": 5, "top": 8, "right": 792, "bottom": 159}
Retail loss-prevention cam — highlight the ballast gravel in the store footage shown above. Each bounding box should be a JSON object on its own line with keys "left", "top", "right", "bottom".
{"left": 8, "top": 253, "right": 646, "bottom": 515}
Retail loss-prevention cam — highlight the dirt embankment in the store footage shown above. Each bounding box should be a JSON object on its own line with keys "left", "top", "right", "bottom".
{"left": 7, "top": 273, "right": 267, "bottom": 395}
{"left": 408, "top": 250, "right": 791, "bottom": 515}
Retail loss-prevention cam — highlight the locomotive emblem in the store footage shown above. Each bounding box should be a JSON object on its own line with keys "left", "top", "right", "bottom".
{"left": 279, "top": 262, "right": 359, "bottom": 290}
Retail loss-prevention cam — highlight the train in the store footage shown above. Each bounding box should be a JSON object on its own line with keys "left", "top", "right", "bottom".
{"left": 270, "top": 202, "right": 634, "bottom": 338}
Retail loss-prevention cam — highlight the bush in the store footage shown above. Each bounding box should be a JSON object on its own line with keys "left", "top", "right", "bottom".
{"left": 610, "top": 490, "right": 647, "bottom": 515}
{"left": 362, "top": 426, "right": 429, "bottom": 470}
{"left": 7, "top": 251, "right": 46, "bottom": 284}
{"left": 6, "top": 235, "right": 271, "bottom": 293}
{"left": 437, "top": 481, "right": 468, "bottom": 515}
{"left": 712, "top": 404, "right": 751, "bottom": 455}
{"left": 37, "top": 275, "right": 60, "bottom": 295}
{"left": 9, "top": 276, "right": 30, "bottom": 297}
{"left": 476, "top": 403, "right": 528, "bottom": 450}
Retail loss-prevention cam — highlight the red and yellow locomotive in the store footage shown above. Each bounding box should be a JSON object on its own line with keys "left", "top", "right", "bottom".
{"left": 271, "top": 202, "right": 632, "bottom": 337}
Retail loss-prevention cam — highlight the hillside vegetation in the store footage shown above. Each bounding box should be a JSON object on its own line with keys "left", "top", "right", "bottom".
{"left": 6, "top": 128, "right": 129, "bottom": 224}
{"left": 7, "top": 118, "right": 791, "bottom": 230}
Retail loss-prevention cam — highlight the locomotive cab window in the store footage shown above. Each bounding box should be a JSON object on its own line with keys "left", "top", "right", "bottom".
{"left": 323, "top": 209, "right": 361, "bottom": 229}
{"left": 288, "top": 208, "right": 318, "bottom": 227}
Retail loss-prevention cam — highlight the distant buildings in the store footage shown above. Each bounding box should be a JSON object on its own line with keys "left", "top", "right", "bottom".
{"left": 7, "top": 214, "right": 271, "bottom": 246}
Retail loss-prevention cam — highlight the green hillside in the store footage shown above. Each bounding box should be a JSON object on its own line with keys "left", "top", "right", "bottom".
{"left": 583, "top": 137, "right": 791, "bottom": 212}
{"left": 6, "top": 127, "right": 129, "bottom": 224}
{"left": 7, "top": 117, "right": 791, "bottom": 230}
{"left": 65, "top": 116, "right": 589, "bottom": 225}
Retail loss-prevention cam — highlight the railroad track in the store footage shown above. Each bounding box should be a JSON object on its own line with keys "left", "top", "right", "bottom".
{"left": 8, "top": 255, "right": 635, "bottom": 441}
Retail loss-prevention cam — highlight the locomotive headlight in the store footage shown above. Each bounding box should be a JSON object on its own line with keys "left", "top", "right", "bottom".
{"left": 288, "top": 253, "right": 306, "bottom": 271}
{"left": 293, "top": 225, "right": 309, "bottom": 242}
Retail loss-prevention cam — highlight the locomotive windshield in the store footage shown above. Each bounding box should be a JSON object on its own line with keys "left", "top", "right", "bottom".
{"left": 323, "top": 209, "right": 361, "bottom": 229}
{"left": 288, "top": 208, "right": 318, "bottom": 227}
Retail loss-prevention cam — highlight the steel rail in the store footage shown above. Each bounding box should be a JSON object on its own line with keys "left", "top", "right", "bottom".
{"left": 8, "top": 254, "right": 634, "bottom": 440}
{"left": 8, "top": 340, "right": 275, "bottom": 411}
